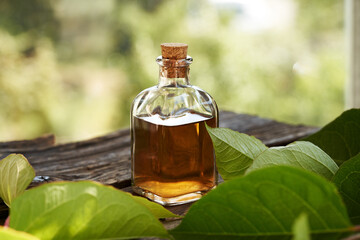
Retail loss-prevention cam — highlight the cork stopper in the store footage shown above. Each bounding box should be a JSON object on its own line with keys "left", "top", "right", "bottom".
{"left": 161, "top": 43, "right": 188, "bottom": 59}
{"left": 159, "top": 43, "right": 190, "bottom": 78}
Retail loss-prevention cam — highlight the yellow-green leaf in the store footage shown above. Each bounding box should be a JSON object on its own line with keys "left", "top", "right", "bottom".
{"left": 10, "top": 181, "right": 169, "bottom": 240}
{"left": 247, "top": 141, "right": 339, "bottom": 180}
{"left": 0, "top": 226, "right": 40, "bottom": 240}
{"left": 0, "top": 154, "right": 35, "bottom": 207}
{"left": 206, "top": 125, "right": 267, "bottom": 180}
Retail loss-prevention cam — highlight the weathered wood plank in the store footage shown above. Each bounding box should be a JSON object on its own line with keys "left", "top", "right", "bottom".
{"left": 0, "top": 112, "right": 317, "bottom": 188}
{"left": 0, "top": 111, "right": 318, "bottom": 224}
{"left": 219, "top": 111, "right": 317, "bottom": 146}
{"left": 0, "top": 134, "right": 55, "bottom": 150}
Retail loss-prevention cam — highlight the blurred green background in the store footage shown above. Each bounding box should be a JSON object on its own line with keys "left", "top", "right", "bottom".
{"left": 0, "top": 0, "right": 345, "bottom": 141}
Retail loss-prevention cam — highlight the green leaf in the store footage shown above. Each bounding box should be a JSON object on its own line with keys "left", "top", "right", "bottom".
{"left": 10, "top": 181, "right": 169, "bottom": 240}
{"left": 0, "top": 154, "right": 36, "bottom": 207}
{"left": 247, "top": 141, "right": 339, "bottom": 180}
{"left": 170, "top": 166, "right": 352, "bottom": 240}
{"left": 0, "top": 227, "right": 40, "bottom": 240}
{"left": 206, "top": 125, "right": 267, "bottom": 180}
{"left": 292, "top": 214, "right": 310, "bottom": 240}
{"left": 332, "top": 153, "right": 360, "bottom": 225}
{"left": 131, "top": 195, "right": 179, "bottom": 218}
{"left": 303, "top": 109, "right": 360, "bottom": 165}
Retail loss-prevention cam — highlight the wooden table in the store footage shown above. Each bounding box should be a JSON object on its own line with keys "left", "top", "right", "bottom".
{"left": 0, "top": 111, "right": 318, "bottom": 227}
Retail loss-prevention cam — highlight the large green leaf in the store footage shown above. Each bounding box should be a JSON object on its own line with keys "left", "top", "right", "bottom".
{"left": 206, "top": 125, "right": 267, "bottom": 180}
{"left": 131, "top": 195, "right": 179, "bottom": 218}
{"left": 332, "top": 153, "right": 360, "bottom": 225}
{"left": 303, "top": 109, "right": 360, "bottom": 165}
{"left": 0, "top": 154, "right": 35, "bottom": 207}
{"left": 0, "top": 227, "right": 40, "bottom": 240}
{"left": 170, "top": 166, "right": 352, "bottom": 240}
{"left": 247, "top": 141, "right": 339, "bottom": 180}
{"left": 10, "top": 181, "right": 169, "bottom": 240}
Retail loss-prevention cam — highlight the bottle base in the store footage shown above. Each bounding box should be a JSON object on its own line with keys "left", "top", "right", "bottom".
{"left": 132, "top": 185, "right": 215, "bottom": 206}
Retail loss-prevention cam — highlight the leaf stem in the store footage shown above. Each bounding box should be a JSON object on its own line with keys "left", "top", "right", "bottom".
{"left": 343, "top": 227, "right": 360, "bottom": 240}
{"left": 343, "top": 233, "right": 360, "bottom": 240}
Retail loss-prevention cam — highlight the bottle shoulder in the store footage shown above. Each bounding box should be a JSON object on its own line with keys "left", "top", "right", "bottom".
{"left": 133, "top": 85, "right": 216, "bottom": 103}
{"left": 132, "top": 84, "right": 218, "bottom": 118}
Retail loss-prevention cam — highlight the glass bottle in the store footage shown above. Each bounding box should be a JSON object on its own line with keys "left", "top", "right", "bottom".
{"left": 131, "top": 43, "right": 218, "bottom": 206}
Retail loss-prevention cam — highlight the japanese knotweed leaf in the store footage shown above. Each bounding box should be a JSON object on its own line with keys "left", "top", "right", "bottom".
{"left": 332, "top": 153, "right": 360, "bottom": 225}
{"left": 247, "top": 141, "right": 338, "bottom": 180}
{"left": 170, "top": 166, "right": 352, "bottom": 240}
{"left": 0, "top": 154, "right": 35, "bottom": 207}
{"left": 10, "top": 181, "right": 169, "bottom": 240}
{"left": 0, "top": 227, "right": 39, "bottom": 240}
{"left": 303, "top": 109, "right": 360, "bottom": 166}
{"left": 206, "top": 125, "right": 267, "bottom": 180}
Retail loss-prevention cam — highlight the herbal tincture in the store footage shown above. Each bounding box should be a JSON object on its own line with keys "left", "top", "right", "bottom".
{"left": 131, "top": 43, "right": 218, "bottom": 205}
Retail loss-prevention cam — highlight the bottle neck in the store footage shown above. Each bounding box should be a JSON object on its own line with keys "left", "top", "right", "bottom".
{"left": 156, "top": 56, "right": 192, "bottom": 87}
{"left": 158, "top": 67, "right": 190, "bottom": 87}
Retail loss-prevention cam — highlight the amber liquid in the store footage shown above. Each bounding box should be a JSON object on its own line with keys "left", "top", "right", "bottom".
{"left": 131, "top": 113, "right": 217, "bottom": 205}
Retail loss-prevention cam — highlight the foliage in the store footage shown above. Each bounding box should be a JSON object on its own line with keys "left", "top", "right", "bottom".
{"left": 333, "top": 154, "right": 360, "bottom": 225}
{"left": 0, "top": 0, "right": 59, "bottom": 41}
{"left": 247, "top": 141, "right": 338, "bottom": 180}
{"left": 111, "top": 0, "right": 344, "bottom": 127}
{"left": 303, "top": 109, "right": 360, "bottom": 166}
{"left": 206, "top": 125, "right": 267, "bottom": 180}
{"left": 0, "top": 110, "right": 359, "bottom": 239}
{"left": 203, "top": 109, "right": 360, "bottom": 238}
{"left": 0, "top": 154, "right": 35, "bottom": 207}
{"left": 207, "top": 125, "right": 338, "bottom": 180}
{"left": 0, "top": 0, "right": 345, "bottom": 141}
{"left": 0, "top": 30, "right": 61, "bottom": 139}
{"left": 0, "top": 227, "right": 40, "bottom": 240}
{"left": 170, "top": 166, "right": 352, "bottom": 240}
{"left": 10, "top": 181, "right": 169, "bottom": 240}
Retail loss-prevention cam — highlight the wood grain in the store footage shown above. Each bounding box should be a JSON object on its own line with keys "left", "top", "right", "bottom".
{"left": 0, "top": 111, "right": 318, "bottom": 226}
